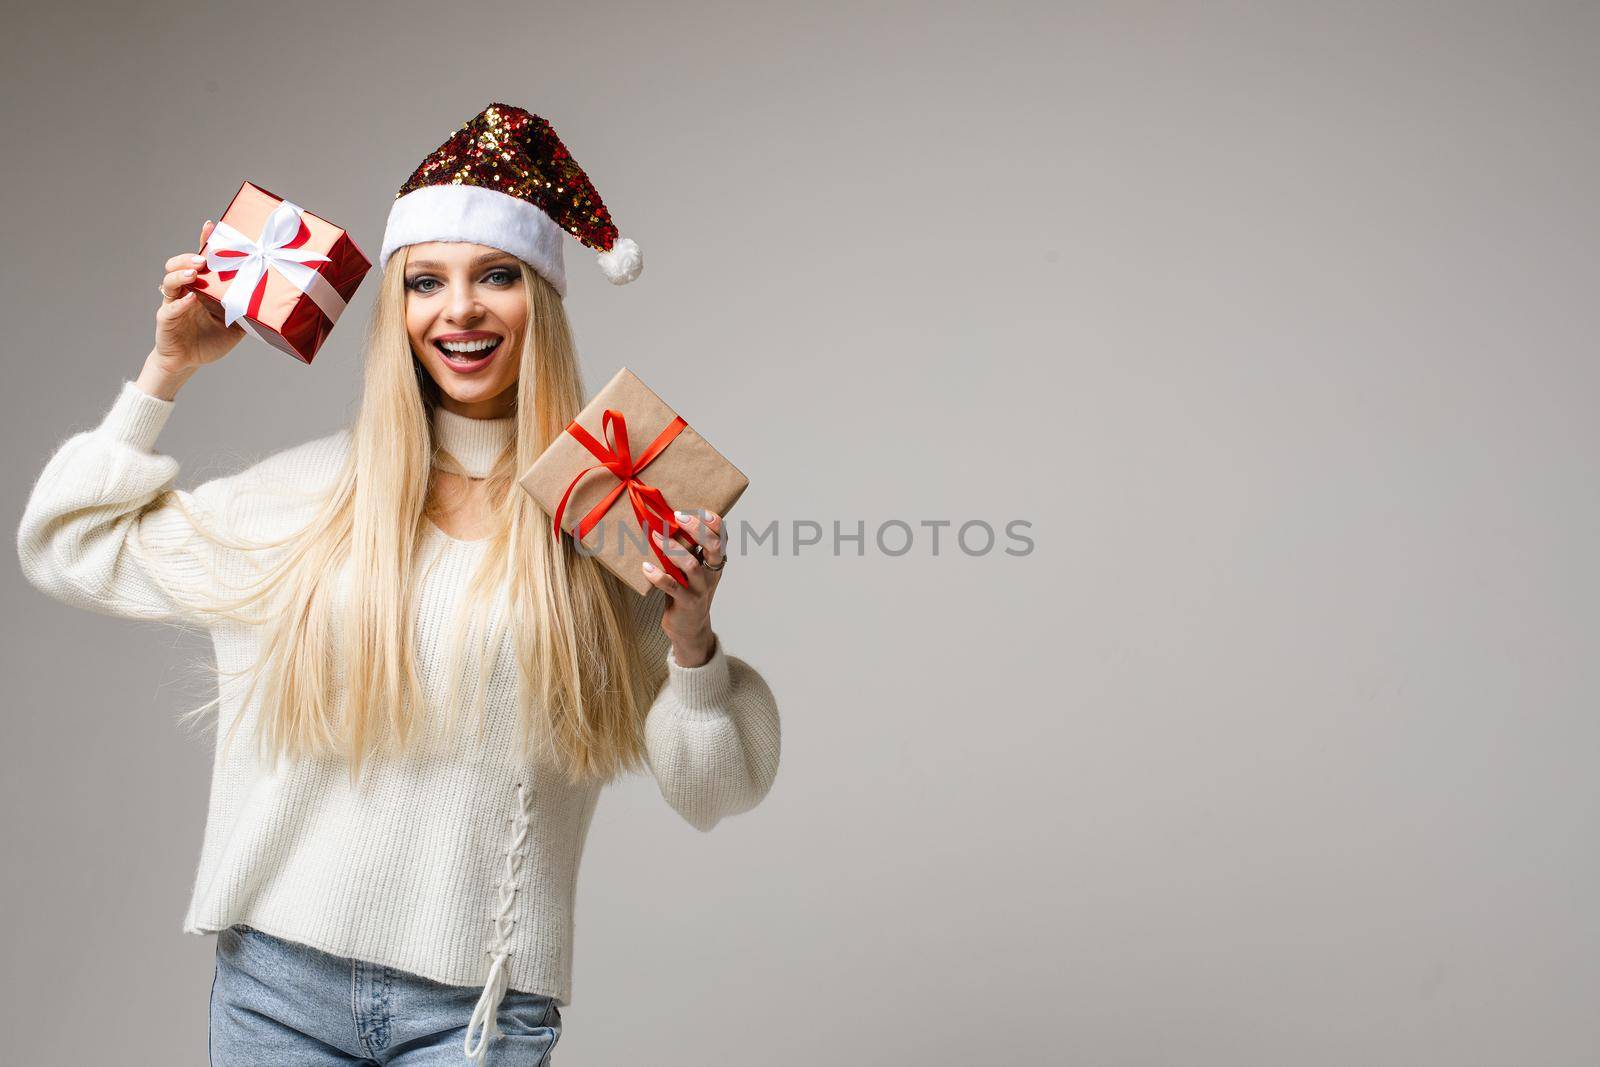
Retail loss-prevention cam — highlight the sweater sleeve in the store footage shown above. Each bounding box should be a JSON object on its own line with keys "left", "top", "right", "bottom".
{"left": 633, "top": 586, "right": 782, "bottom": 832}
{"left": 16, "top": 379, "right": 252, "bottom": 631}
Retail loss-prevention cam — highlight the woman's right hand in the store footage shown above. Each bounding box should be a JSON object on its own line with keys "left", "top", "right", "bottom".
{"left": 152, "top": 219, "right": 246, "bottom": 375}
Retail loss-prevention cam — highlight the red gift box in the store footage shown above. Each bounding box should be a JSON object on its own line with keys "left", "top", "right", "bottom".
{"left": 185, "top": 180, "right": 370, "bottom": 364}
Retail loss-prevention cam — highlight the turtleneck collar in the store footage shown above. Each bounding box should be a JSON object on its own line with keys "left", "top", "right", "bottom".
{"left": 431, "top": 404, "right": 516, "bottom": 477}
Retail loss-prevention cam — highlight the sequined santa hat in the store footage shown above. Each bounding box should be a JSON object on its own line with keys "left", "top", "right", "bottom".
{"left": 379, "top": 103, "right": 641, "bottom": 296}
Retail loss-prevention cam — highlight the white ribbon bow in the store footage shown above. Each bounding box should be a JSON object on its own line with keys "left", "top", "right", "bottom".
{"left": 204, "top": 198, "right": 347, "bottom": 328}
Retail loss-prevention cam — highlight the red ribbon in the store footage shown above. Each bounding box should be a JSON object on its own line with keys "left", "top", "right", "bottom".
{"left": 550, "top": 409, "right": 694, "bottom": 586}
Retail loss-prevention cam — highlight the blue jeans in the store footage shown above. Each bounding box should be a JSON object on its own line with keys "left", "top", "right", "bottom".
{"left": 210, "top": 924, "right": 563, "bottom": 1065}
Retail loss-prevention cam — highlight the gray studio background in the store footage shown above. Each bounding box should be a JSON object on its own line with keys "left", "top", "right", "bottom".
{"left": 3, "top": 2, "right": 1596, "bottom": 1065}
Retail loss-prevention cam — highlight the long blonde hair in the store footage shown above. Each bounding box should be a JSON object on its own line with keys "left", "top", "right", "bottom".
{"left": 148, "top": 252, "right": 662, "bottom": 788}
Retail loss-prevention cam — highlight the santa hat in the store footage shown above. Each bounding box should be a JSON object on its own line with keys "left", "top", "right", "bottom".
{"left": 379, "top": 103, "right": 641, "bottom": 297}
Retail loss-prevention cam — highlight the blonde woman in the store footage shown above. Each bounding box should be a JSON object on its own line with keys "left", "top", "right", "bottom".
{"left": 15, "top": 105, "right": 781, "bottom": 1066}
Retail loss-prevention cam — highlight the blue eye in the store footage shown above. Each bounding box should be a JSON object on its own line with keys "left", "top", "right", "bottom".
{"left": 407, "top": 267, "right": 514, "bottom": 292}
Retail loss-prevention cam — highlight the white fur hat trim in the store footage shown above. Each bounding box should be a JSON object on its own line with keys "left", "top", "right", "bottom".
{"left": 379, "top": 184, "right": 568, "bottom": 298}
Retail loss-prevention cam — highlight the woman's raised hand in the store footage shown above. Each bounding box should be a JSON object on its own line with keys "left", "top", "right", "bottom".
{"left": 152, "top": 219, "right": 246, "bottom": 375}
{"left": 643, "top": 508, "right": 729, "bottom": 668}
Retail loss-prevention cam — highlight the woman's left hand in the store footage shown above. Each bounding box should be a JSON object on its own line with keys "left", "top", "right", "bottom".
{"left": 644, "top": 508, "right": 728, "bottom": 667}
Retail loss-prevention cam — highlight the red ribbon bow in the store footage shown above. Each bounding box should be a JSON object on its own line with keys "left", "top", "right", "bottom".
{"left": 550, "top": 409, "right": 694, "bottom": 586}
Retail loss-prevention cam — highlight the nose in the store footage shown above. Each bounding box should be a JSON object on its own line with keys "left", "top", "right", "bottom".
{"left": 444, "top": 282, "right": 481, "bottom": 324}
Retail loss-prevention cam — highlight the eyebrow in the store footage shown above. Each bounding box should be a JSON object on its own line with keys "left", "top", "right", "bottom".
{"left": 404, "top": 252, "right": 517, "bottom": 272}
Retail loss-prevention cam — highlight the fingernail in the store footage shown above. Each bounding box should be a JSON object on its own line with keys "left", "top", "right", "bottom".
{"left": 182, "top": 269, "right": 196, "bottom": 277}
{"left": 643, "top": 561, "right": 656, "bottom": 572}
{"left": 675, "top": 510, "right": 692, "bottom": 523}
{"left": 191, "top": 254, "right": 206, "bottom": 264}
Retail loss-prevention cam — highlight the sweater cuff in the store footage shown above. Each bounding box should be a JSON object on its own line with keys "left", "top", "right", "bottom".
{"left": 100, "top": 380, "right": 176, "bottom": 452}
{"left": 665, "top": 633, "right": 733, "bottom": 716}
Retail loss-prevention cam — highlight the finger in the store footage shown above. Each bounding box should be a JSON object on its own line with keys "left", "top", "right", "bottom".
{"left": 158, "top": 291, "right": 198, "bottom": 315}
{"left": 165, "top": 251, "right": 208, "bottom": 273}
{"left": 199, "top": 218, "right": 215, "bottom": 248}
{"left": 672, "top": 510, "right": 721, "bottom": 553}
{"left": 160, "top": 266, "right": 200, "bottom": 301}
{"left": 697, "top": 510, "right": 727, "bottom": 549}
{"left": 675, "top": 513, "right": 728, "bottom": 570}
{"left": 652, "top": 527, "right": 702, "bottom": 569}
{"left": 642, "top": 558, "right": 688, "bottom": 597}
{"left": 649, "top": 521, "right": 693, "bottom": 557}
{"left": 680, "top": 511, "right": 729, "bottom": 568}
{"left": 649, "top": 531, "right": 700, "bottom": 572}
{"left": 651, "top": 531, "right": 710, "bottom": 592}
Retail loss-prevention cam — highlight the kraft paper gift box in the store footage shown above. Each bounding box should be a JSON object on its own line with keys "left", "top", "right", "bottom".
{"left": 519, "top": 366, "right": 749, "bottom": 595}
{"left": 184, "top": 180, "right": 371, "bottom": 364}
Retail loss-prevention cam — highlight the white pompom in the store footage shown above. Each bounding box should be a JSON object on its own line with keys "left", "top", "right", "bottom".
{"left": 596, "top": 237, "right": 643, "bottom": 285}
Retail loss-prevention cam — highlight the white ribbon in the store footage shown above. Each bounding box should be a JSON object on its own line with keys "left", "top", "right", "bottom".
{"left": 204, "top": 198, "right": 347, "bottom": 328}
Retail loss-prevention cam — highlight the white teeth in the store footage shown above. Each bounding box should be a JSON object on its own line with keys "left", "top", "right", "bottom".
{"left": 439, "top": 338, "right": 498, "bottom": 353}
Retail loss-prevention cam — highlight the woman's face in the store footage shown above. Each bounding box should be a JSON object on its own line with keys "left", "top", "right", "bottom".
{"left": 403, "top": 241, "right": 527, "bottom": 418}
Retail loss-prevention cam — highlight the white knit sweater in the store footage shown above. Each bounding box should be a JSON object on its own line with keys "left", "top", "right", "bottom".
{"left": 15, "top": 379, "right": 781, "bottom": 1044}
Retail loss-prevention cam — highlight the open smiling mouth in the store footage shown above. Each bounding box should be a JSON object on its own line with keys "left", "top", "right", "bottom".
{"left": 433, "top": 337, "right": 503, "bottom": 366}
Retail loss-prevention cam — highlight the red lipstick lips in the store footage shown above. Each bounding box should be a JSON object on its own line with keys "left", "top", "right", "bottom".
{"left": 432, "top": 331, "right": 504, "bottom": 375}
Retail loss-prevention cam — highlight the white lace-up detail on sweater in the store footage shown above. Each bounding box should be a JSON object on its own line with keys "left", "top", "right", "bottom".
{"left": 15, "top": 379, "right": 783, "bottom": 1040}
{"left": 465, "top": 778, "right": 537, "bottom": 1065}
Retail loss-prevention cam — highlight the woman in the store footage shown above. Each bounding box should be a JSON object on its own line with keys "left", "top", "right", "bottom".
{"left": 16, "top": 104, "right": 781, "bottom": 1066}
